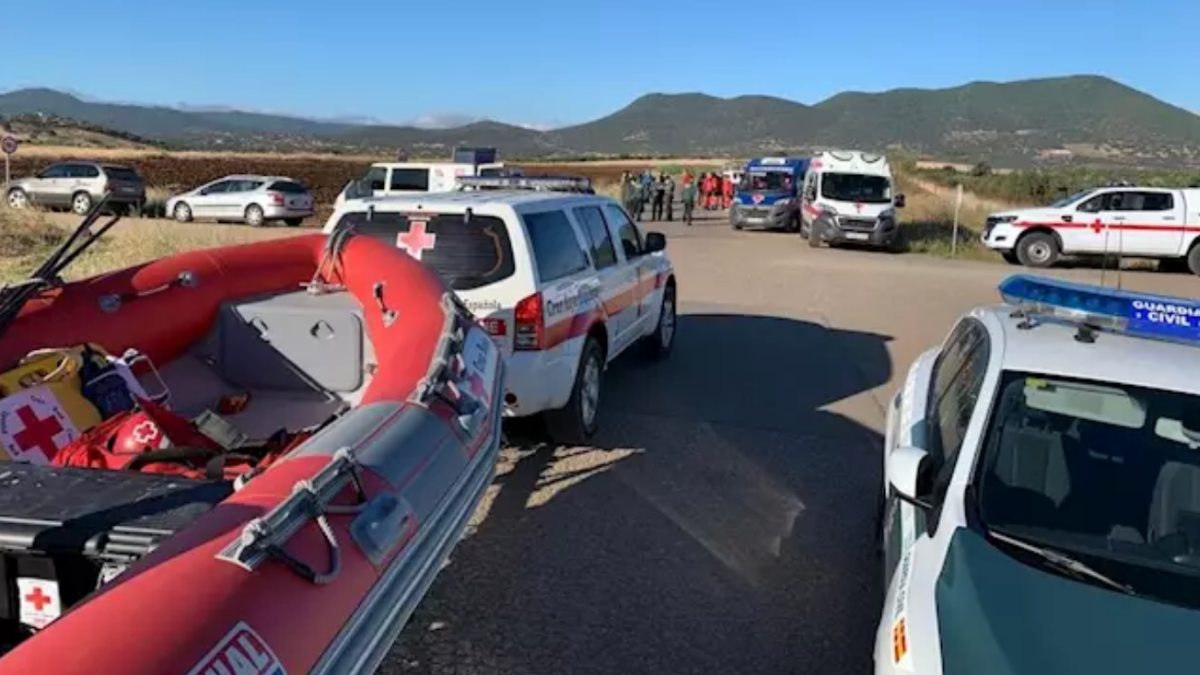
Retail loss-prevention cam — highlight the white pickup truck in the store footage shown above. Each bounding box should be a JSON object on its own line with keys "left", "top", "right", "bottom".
{"left": 982, "top": 186, "right": 1200, "bottom": 274}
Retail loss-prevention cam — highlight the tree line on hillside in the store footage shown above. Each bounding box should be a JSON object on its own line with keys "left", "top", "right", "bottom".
{"left": 914, "top": 165, "right": 1200, "bottom": 205}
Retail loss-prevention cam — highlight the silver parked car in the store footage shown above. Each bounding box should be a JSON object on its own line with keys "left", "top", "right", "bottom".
{"left": 165, "top": 175, "right": 314, "bottom": 227}
{"left": 7, "top": 162, "right": 146, "bottom": 215}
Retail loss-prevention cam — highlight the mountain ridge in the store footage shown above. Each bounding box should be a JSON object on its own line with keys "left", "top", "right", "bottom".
{"left": 2, "top": 75, "right": 1198, "bottom": 166}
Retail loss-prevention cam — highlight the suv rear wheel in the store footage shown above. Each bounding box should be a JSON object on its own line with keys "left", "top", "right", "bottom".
{"left": 1187, "top": 244, "right": 1200, "bottom": 277}
{"left": 71, "top": 191, "right": 93, "bottom": 215}
{"left": 545, "top": 336, "right": 604, "bottom": 445}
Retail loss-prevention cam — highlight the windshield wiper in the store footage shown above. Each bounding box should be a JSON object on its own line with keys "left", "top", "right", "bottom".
{"left": 989, "top": 530, "right": 1136, "bottom": 596}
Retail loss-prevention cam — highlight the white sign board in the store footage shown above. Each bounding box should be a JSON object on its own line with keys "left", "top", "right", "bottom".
{"left": 0, "top": 136, "right": 17, "bottom": 155}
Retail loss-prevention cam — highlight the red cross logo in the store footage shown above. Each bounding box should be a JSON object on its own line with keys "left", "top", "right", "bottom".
{"left": 397, "top": 222, "right": 437, "bottom": 260}
{"left": 1091, "top": 218, "right": 1105, "bottom": 234}
{"left": 751, "top": 194, "right": 764, "bottom": 205}
{"left": 12, "top": 405, "right": 64, "bottom": 460}
{"left": 24, "top": 586, "right": 51, "bottom": 611}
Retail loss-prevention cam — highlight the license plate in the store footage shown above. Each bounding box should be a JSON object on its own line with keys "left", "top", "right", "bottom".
{"left": 845, "top": 232, "right": 870, "bottom": 241}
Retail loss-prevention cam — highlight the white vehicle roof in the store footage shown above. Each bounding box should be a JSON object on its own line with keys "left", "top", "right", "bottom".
{"left": 324, "top": 190, "right": 613, "bottom": 232}
{"left": 978, "top": 304, "right": 1200, "bottom": 396}
{"left": 207, "top": 175, "right": 300, "bottom": 183}
{"left": 810, "top": 150, "right": 892, "bottom": 177}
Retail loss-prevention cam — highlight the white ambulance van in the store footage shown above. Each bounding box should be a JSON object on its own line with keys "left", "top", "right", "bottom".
{"left": 800, "top": 150, "right": 905, "bottom": 250}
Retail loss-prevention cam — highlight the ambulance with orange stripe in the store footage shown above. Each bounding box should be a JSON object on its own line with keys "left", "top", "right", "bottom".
{"left": 982, "top": 186, "right": 1200, "bottom": 274}
{"left": 324, "top": 183, "right": 676, "bottom": 444}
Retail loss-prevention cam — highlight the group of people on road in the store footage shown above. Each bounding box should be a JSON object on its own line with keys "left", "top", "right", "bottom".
{"left": 695, "top": 171, "right": 734, "bottom": 210}
{"left": 621, "top": 168, "right": 735, "bottom": 226}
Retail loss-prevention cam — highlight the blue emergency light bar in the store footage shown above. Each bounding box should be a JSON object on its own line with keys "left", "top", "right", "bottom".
{"left": 999, "top": 274, "right": 1200, "bottom": 344}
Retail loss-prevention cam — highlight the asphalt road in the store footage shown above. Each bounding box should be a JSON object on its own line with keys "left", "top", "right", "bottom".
{"left": 378, "top": 212, "right": 1200, "bottom": 675}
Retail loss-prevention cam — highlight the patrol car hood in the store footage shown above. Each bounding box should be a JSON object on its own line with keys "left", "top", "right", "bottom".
{"left": 936, "top": 529, "right": 1200, "bottom": 674}
{"left": 991, "top": 207, "right": 1057, "bottom": 222}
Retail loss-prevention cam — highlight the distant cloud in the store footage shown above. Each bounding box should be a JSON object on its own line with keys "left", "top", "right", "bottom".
{"left": 409, "top": 113, "right": 484, "bottom": 129}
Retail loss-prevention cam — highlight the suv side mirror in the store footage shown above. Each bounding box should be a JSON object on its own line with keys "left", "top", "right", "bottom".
{"left": 893, "top": 194, "right": 906, "bottom": 208}
{"left": 644, "top": 231, "right": 667, "bottom": 253}
{"left": 888, "top": 446, "right": 933, "bottom": 511}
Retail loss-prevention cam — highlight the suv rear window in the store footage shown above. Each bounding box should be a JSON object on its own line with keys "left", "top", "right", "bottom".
{"left": 523, "top": 210, "right": 590, "bottom": 282}
{"left": 333, "top": 211, "right": 514, "bottom": 291}
{"left": 101, "top": 166, "right": 140, "bottom": 181}
{"left": 267, "top": 181, "right": 308, "bottom": 194}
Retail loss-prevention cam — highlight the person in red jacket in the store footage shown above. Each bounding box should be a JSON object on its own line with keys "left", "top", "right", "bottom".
{"left": 703, "top": 173, "right": 716, "bottom": 210}
{"left": 722, "top": 174, "right": 734, "bottom": 209}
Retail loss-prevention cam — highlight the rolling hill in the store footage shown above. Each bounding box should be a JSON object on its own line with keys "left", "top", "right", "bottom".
{"left": 2, "top": 76, "right": 1198, "bottom": 166}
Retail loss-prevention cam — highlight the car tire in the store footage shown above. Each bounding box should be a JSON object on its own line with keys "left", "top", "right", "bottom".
{"left": 544, "top": 336, "right": 604, "bottom": 445}
{"left": 6, "top": 188, "right": 28, "bottom": 210}
{"left": 1001, "top": 251, "right": 1020, "bottom": 265}
{"left": 173, "top": 202, "right": 193, "bottom": 223}
{"left": 284, "top": 217, "right": 303, "bottom": 228}
{"left": 808, "top": 222, "right": 821, "bottom": 247}
{"left": 1015, "top": 231, "right": 1059, "bottom": 268}
{"left": 244, "top": 204, "right": 265, "bottom": 227}
{"left": 71, "top": 191, "right": 93, "bottom": 216}
{"left": 732, "top": 221, "right": 743, "bottom": 231}
{"left": 641, "top": 282, "right": 676, "bottom": 360}
{"left": 1187, "top": 245, "right": 1200, "bottom": 277}
{"left": 785, "top": 214, "right": 800, "bottom": 233}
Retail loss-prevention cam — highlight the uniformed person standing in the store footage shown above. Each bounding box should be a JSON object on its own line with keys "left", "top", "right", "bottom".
{"left": 620, "top": 172, "right": 637, "bottom": 215}
{"left": 651, "top": 175, "right": 667, "bottom": 221}
{"left": 681, "top": 179, "right": 696, "bottom": 226}
{"left": 664, "top": 174, "right": 676, "bottom": 221}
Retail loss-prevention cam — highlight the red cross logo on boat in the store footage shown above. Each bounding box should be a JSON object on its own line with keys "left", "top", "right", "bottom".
{"left": 12, "top": 405, "right": 64, "bottom": 460}
{"left": 397, "top": 222, "right": 437, "bottom": 260}
{"left": 1091, "top": 218, "right": 1105, "bottom": 234}
{"left": 24, "top": 586, "right": 51, "bottom": 611}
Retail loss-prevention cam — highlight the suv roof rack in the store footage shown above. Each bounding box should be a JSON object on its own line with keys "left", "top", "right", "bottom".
{"left": 1000, "top": 274, "right": 1200, "bottom": 345}
{"left": 456, "top": 175, "right": 594, "bottom": 194}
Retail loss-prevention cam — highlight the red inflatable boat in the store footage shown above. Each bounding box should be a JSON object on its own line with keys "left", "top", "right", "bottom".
{"left": 0, "top": 213, "right": 503, "bottom": 674}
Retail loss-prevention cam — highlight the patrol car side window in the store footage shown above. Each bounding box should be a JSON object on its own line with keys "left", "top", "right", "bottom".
{"left": 927, "top": 320, "right": 990, "bottom": 491}
{"left": 365, "top": 167, "right": 387, "bottom": 192}
{"left": 1077, "top": 194, "right": 1107, "bottom": 213}
{"left": 573, "top": 206, "right": 619, "bottom": 270}
{"left": 389, "top": 169, "right": 430, "bottom": 191}
{"left": 601, "top": 204, "right": 643, "bottom": 259}
{"left": 1140, "top": 192, "right": 1174, "bottom": 211}
{"left": 522, "top": 209, "right": 590, "bottom": 283}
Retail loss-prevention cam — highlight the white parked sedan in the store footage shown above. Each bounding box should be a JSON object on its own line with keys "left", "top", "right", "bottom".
{"left": 166, "top": 175, "right": 314, "bottom": 227}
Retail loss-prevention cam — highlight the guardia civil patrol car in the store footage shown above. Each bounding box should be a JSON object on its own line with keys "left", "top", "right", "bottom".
{"left": 324, "top": 177, "right": 676, "bottom": 445}
{"left": 878, "top": 275, "right": 1200, "bottom": 674}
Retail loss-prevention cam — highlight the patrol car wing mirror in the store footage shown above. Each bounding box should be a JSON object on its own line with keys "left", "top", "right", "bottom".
{"left": 645, "top": 231, "right": 667, "bottom": 253}
{"left": 888, "top": 446, "right": 933, "bottom": 511}
{"left": 893, "top": 194, "right": 906, "bottom": 209}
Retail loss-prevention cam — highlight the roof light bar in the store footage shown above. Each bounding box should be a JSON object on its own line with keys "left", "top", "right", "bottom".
{"left": 999, "top": 274, "right": 1200, "bottom": 344}
{"left": 456, "top": 175, "right": 593, "bottom": 193}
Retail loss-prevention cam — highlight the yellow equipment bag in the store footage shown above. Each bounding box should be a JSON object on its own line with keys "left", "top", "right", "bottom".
{"left": 0, "top": 347, "right": 105, "bottom": 463}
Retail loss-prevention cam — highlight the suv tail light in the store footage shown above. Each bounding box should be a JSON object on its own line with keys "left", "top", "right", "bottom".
{"left": 513, "top": 292, "right": 544, "bottom": 351}
{"left": 268, "top": 192, "right": 285, "bottom": 206}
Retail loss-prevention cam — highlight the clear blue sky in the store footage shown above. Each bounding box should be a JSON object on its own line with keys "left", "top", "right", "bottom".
{"left": 3, "top": 0, "right": 1196, "bottom": 128}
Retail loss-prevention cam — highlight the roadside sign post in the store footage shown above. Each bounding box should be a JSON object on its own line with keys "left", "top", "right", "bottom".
{"left": 1, "top": 135, "right": 17, "bottom": 189}
{"left": 951, "top": 183, "right": 963, "bottom": 257}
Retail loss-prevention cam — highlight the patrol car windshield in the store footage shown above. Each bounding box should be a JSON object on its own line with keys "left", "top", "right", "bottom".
{"left": 740, "top": 171, "right": 794, "bottom": 193}
{"left": 1049, "top": 190, "right": 1095, "bottom": 209}
{"left": 819, "top": 173, "right": 891, "bottom": 203}
{"left": 976, "top": 371, "right": 1200, "bottom": 606}
{"left": 332, "top": 211, "right": 515, "bottom": 291}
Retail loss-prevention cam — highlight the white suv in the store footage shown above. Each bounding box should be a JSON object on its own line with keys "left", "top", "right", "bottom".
{"left": 323, "top": 189, "right": 677, "bottom": 443}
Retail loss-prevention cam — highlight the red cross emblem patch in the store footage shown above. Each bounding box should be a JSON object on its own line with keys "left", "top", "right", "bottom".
{"left": 0, "top": 388, "right": 77, "bottom": 464}
{"left": 397, "top": 221, "right": 438, "bottom": 260}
